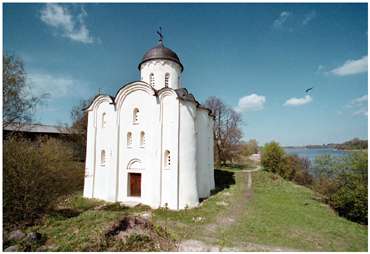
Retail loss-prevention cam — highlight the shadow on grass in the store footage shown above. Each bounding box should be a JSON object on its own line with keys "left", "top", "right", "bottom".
{"left": 222, "top": 163, "right": 245, "bottom": 170}
{"left": 48, "top": 208, "right": 82, "bottom": 220}
{"left": 209, "top": 169, "right": 235, "bottom": 196}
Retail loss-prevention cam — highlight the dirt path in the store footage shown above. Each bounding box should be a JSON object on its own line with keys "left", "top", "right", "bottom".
{"left": 177, "top": 167, "right": 298, "bottom": 251}
{"left": 178, "top": 169, "right": 254, "bottom": 251}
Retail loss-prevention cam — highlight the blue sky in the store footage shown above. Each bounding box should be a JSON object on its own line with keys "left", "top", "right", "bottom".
{"left": 4, "top": 3, "right": 368, "bottom": 146}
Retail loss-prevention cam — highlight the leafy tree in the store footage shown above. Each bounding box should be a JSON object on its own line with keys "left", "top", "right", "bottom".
{"left": 204, "top": 96, "right": 243, "bottom": 167}
{"left": 3, "top": 53, "right": 46, "bottom": 128}
{"left": 261, "top": 141, "right": 286, "bottom": 175}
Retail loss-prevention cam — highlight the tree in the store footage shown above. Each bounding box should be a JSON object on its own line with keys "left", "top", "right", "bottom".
{"left": 204, "top": 96, "right": 243, "bottom": 167}
{"left": 261, "top": 141, "right": 286, "bottom": 175}
{"left": 69, "top": 97, "right": 93, "bottom": 161}
{"left": 242, "top": 139, "right": 259, "bottom": 156}
{"left": 3, "top": 53, "right": 45, "bottom": 128}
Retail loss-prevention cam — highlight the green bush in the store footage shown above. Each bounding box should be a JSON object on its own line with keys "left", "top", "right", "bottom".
{"left": 3, "top": 135, "right": 84, "bottom": 226}
{"left": 312, "top": 151, "right": 368, "bottom": 224}
{"left": 261, "top": 141, "right": 287, "bottom": 176}
{"left": 285, "top": 155, "right": 313, "bottom": 186}
{"left": 329, "top": 174, "right": 367, "bottom": 224}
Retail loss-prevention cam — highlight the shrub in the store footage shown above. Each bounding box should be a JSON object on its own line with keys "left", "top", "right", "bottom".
{"left": 261, "top": 141, "right": 287, "bottom": 176}
{"left": 312, "top": 151, "right": 368, "bottom": 224}
{"left": 285, "top": 155, "right": 313, "bottom": 186}
{"left": 241, "top": 139, "right": 259, "bottom": 157}
{"left": 329, "top": 173, "right": 367, "bottom": 224}
{"left": 3, "top": 135, "right": 84, "bottom": 226}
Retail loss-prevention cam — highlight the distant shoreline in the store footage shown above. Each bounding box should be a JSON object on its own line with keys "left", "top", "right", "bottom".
{"left": 283, "top": 138, "right": 367, "bottom": 151}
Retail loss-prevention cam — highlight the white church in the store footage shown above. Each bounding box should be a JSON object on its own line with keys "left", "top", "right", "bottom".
{"left": 83, "top": 36, "right": 215, "bottom": 210}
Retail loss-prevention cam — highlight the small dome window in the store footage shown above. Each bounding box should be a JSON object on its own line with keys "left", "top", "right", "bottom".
{"left": 102, "top": 113, "right": 107, "bottom": 128}
{"left": 149, "top": 73, "right": 155, "bottom": 86}
{"left": 133, "top": 108, "right": 140, "bottom": 124}
{"left": 140, "top": 131, "right": 145, "bottom": 147}
{"left": 164, "top": 150, "right": 171, "bottom": 169}
{"left": 165, "top": 73, "right": 170, "bottom": 87}
{"left": 127, "top": 132, "right": 133, "bottom": 147}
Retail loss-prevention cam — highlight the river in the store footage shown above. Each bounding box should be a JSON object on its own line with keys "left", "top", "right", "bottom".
{"left": 284, "top": 147, "right": 349, "bottom": 162}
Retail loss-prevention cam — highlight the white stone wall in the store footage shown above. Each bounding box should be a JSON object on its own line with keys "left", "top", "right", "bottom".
{"left": 178, "top": 100, "right": 199, "bottom": 209}
{"left": 93, "top": 100, "right": 117, "bottom": 201}
{"left": 208, "top": 116, "right": 215, "bottom": 190}
{"left": 140, "top": 60, "right": 181, "bottom": 90}
{"left": 196, "top": 109, "right": 211, "bottom": 198}
{"left": 83, "top": 110, "right": 95, "bottom": 198}
{"left": 159, "top": 90, "right": 180, "bottom": 209}
{"left": 83, "top": 96, "right": 117, "bottom": 201}
{"left": 83, "top": 60, "right": 214, "bottom": 210}
{"left": 115, "top": 83, "right": 159, "bottom": 208}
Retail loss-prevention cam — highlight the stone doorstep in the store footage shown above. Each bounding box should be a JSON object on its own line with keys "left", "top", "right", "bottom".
{"left": 119, "top": 201, "right": 141, "bottom": 207}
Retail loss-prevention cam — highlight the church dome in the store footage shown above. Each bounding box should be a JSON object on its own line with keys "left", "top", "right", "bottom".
{"left": 138, "top": 41, "right": 184, "bottom": 72}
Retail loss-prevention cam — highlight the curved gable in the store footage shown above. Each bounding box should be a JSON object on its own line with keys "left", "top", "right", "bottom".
{"left": 157, "top": 87, "right": 178, "bottom": 100}
{"left": 85, "top": 95, "right": 114, "bottom": 112}
{"left": 114, "top": 81, "right": 156, "bottom": 110}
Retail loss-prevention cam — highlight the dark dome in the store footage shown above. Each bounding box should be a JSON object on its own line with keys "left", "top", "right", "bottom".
{"left": 138, "top": 41, "right": 183, "bottom": 72}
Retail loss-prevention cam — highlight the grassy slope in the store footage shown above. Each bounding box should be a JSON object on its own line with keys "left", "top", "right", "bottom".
{"left": 24, "top": 168, "right": 367, "bottom": 251}
{"left": 28, "top": 195, "right": 152, "bottom": 251}
{"left": 152, "top": 168, "right": 243, "bottom": 242}
{"left": 220, "top": 170, "right": 368, "bottom": 251}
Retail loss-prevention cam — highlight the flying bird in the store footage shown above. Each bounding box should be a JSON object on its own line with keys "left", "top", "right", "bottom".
{"left": 305, "top": 87, "right": 314, "bottom": 93}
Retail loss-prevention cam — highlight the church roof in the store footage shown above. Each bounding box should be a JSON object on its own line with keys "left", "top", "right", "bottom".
{"left": 84, "top": 81, "right": 215, "bottom": 118}
{"left": 138, "top": 41, "right": 184, "bottom": 72}
{"left": 4, "top": 123, "right": 70, "bottom": 134}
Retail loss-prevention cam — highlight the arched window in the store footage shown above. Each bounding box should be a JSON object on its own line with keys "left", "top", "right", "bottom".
{"left": 165, "top": 73, "right": 170, "bottom": 87}
{"left": 102, "top": 113, "right": 107, "bottom": 128}
{"left": 149, "top": 73, "right": 155, "bottom": 86}
{"left": 133, "top": 108, "right": 139, "bottom": 124}
{"left": 127, "top": 132, "right": 132, "bottom": 147}
{"left": 164, "top": 150, "right": 171, "bottom": 168}
{"left": 140, "top": 131, "right": 145, "bottom": 147}
{"left": 101, "top": 150, "right": 106, "bottom": 166}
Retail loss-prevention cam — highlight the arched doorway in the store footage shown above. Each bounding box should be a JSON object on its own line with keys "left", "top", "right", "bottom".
{"left": 127, "top": 159, "right": 143, "bottom": 197}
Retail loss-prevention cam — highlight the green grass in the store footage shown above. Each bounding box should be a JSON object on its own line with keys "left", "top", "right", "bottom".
{"left": 27, "top": 192, "right": 153, "bottom": 251}
{"left": 152, "top": 168, "right": 240, "bottom": 241}
{"left": 13, "top": 168, "right": 367, "bottom": 251}
{"left": 220, "top": 171, "right": 368, "bottom": 251}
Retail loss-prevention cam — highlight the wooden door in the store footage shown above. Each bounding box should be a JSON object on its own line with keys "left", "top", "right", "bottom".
{"left": 129, "top": 173, "right": 141, "bottom": 197}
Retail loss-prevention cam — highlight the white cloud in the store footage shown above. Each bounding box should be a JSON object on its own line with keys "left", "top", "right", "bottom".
{"left": 28, "top": 72, "right": 89, "bottom": 99}
{"left": 235, "top": 93, "right": 266, "bottom": 112}
{"left": 284, "top": 95, "right": 312, "bottom": 106}
{"left": 316, "top": 64, "right": 325, "bottom": 74}
{"left": 350, "top": 95, "right": 368, "bottom": 106}
{"left": 330, "top": 55, "right": 368, "bottom": 76}
{"left": 40, "top": 4, "right": 96, "bottom": 44}
{"left": 302, "top": 11, "right": 317, "bottom": 25}
{"left": 273, "top": 11, "right": 291, "bottom": 29}
{"left": 353, "top": 108, "right": 368, "bottom": 116}
{"left": 345, "top": 95, "right": 368, "bottom": 117}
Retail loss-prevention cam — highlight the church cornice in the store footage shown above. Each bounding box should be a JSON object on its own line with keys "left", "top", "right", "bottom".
{"left": 114, "top": 81, "right": 156, "bottom": 110}
{"left": 84, "top": 80, "right": 215, "bottom": 119}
